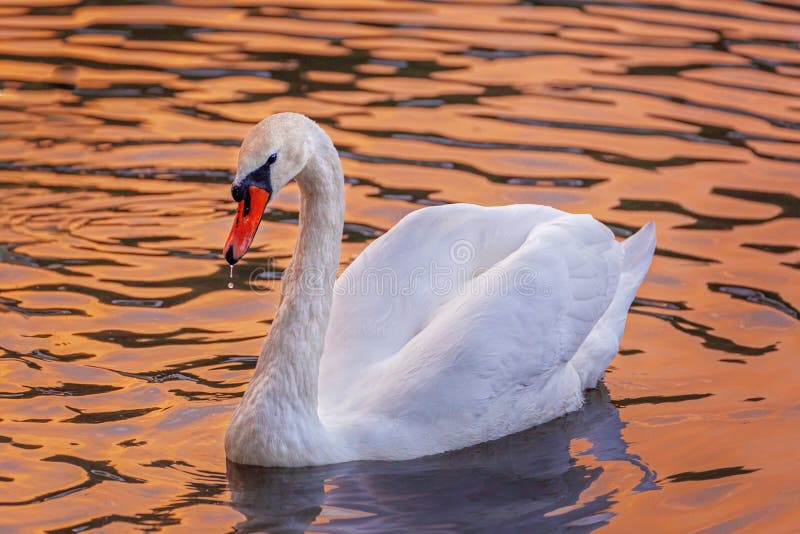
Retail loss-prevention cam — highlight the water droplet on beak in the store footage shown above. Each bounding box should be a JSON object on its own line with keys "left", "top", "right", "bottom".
{"left": 228, "top": 264, "right": 234, "bottom": 289}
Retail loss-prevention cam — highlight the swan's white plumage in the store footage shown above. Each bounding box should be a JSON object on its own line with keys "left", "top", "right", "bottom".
{"left": 223, "top": 113, "right": 656, "bottom": 467}
{"left": 319, "top": 205, "right": 654, "bottom": 460}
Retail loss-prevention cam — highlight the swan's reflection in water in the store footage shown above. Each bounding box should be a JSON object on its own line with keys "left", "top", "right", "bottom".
{"left": 227, "top": 386, "right": 657, "bottom": 532}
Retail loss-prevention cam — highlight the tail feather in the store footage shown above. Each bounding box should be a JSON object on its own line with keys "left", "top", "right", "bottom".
{"left": 605, "top": 221, "right": 657, "bottom": 327}
{"left": 621, "top": 221, "right": 657, "bottom": 290}
{"left": 570, "top": 222, "right": 656, "bottom": 389}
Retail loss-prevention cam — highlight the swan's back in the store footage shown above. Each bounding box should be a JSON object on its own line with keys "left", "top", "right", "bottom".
{"left": 319, "top": 204, "right": 655, "bottom": 460}
{"left": 321, "top": 204, "right": 562, "bottom": 391}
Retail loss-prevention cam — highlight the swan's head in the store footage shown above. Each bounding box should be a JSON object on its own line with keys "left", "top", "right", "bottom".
{"left": 223, "top": 113, "right": 313, "bottom": 265}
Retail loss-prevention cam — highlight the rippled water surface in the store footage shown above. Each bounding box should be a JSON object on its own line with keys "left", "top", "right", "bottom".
{"left": 1, "top": 0, "right": 799, "bottom": 531}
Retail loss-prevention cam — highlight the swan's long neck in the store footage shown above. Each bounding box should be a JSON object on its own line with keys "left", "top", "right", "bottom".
{"left": 256, "top": 126, "right": 344, "bottom": 407}
{"left": 226, "top": 124, "right": 345, "bottom": 466}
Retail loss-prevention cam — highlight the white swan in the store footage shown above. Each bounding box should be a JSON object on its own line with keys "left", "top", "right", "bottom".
{"left": 222, "top": 112, "right": 656, "bottom": 467}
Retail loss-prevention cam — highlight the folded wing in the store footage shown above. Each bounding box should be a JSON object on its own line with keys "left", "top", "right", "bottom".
{"left": 320, "top": 207, "right": 627, "bottom": 458}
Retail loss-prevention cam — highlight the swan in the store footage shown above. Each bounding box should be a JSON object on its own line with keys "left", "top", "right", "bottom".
{"left": 222, "top": 112, "right": 656, "bottom": 467}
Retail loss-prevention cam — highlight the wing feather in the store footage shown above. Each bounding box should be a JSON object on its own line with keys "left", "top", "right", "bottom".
{"left": 320, "top": 210, "right": 623, "bottom": 456}
{"left": 319, "top": 203, "right": 563, "bottom": 403}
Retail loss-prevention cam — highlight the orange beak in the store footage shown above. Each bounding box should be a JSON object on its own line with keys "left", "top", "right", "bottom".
{"left": 223, "top": 186, "right": 270, "bottom": 265}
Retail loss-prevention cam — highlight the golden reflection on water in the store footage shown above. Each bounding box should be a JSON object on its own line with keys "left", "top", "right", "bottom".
{"left": 0, "top": 0, "right": 798, "bottom": 531}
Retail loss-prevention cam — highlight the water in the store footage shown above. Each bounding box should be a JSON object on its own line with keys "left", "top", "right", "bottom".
{"left": 0, "top": 0, "right": 798, "bottom": 531}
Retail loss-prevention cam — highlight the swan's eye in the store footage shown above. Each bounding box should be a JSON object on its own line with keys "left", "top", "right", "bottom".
{"left": 242, "top": 152, "right": 278, "bottom": 193}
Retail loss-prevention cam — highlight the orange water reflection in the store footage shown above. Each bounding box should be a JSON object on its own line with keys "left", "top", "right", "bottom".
{"left": 0, "top": 0, "right": 798, "bottom": 531}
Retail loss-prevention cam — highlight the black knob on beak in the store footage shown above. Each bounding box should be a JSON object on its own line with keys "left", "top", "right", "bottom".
{"left": 231, "top": 182, "right": 245, "bottom": 202}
